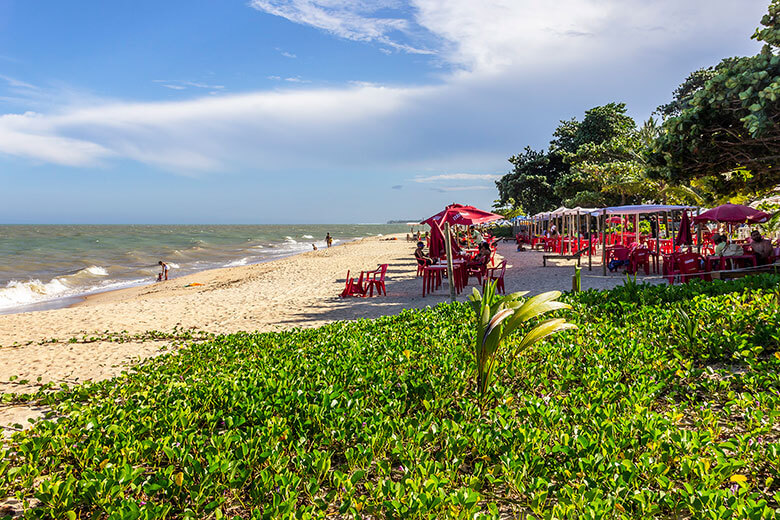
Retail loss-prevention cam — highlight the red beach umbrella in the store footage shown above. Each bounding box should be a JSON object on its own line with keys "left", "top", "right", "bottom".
{"left": 423, "top": 203, "right": 504, "bottom": 227}
{"left": 422, "top": 204, "right": 501, "bottom": 259}
{"left": 675, "top": 211, "right": 693, "bottom": 247}
{"left": 693, "top": 203, "right": 771, "bottom": 224}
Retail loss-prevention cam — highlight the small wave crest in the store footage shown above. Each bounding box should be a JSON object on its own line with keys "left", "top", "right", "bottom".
{"left": 284, "top": 236, "right": 297, "bottom": 244}
{"left": 302, "top": 235, "right": 314, "bottom": 239}
{"left": 82, "top": 265, "right": 109, "bottom": 276}
{"left": 224, "top": 257, "right": 250, "bottom": 267}
{"left": 0, "top": 278, "right": 71, "bottom": 310}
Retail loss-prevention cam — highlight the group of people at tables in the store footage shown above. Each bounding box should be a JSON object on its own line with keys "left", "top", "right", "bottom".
{"left": 414, "top": 240, "right": 493, "bottom": 270}
{"left": 606, "top": 229, "right": 777, "bottom": 275}
{"left": 712, "top": 230, "right": 776, "bottom": 265}
{"left": 414, "top": 240, "right": 495, "bottom": 295}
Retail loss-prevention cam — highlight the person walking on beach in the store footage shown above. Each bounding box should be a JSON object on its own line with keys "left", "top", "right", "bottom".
{"left": 158, "top": 261, "right": 169, "bottom": 281}
{"left": 326, "top": 233, "right": 333, "bottom": 247}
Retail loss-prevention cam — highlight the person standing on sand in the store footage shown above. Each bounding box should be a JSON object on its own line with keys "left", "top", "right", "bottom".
{"left": 326, "top": 233, "right": 333, "bottom": 247}
{"left": 158, "top": 261, "right": 169, "bottom": 281}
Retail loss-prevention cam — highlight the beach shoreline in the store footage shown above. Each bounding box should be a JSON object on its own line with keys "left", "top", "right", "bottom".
{"left": 0, "top": 224, "right": 408, "bottom": 316}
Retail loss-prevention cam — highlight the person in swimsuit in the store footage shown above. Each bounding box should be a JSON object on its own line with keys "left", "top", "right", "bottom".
{"left": 158, "top": 260, "right": 170, "bottom": 281}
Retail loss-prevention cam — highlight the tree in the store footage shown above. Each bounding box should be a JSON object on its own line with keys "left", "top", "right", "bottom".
{"left": 495, "top": 147, "right": 563, "bottom": 216}
{"left": 650, "top": 0, "right": 780, "bottom": 199}
{"left": 655, "top": 67, "right": 720, "bottom": 118}
{"left": 557, "top": 103, "right": 645, "bottom": 206}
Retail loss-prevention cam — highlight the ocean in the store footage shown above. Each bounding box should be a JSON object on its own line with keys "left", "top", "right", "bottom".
{"left": 0, "top": 224, "right": 410, "bottom": 314}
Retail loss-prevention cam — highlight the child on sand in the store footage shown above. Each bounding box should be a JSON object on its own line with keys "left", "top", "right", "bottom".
{"left": 158, "top": 261, "right": 169, "bottom": 281}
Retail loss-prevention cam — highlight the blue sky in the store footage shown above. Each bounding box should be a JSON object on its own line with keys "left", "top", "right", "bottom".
{"left": 0, "top": 0, "right": 769, "bottom": 224}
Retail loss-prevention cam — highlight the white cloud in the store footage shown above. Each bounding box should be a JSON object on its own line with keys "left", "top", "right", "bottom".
{"left": 0, "top": 85, "right": 437, "bottom": 171}
{"left": 251, "top": 0, "right": 765, "bottom": 74}
{"left": 153, "top": 80, "right": 226, "bottom": 91}
{"left": 249, "top": 0, "right": 434, "bottom": 54}
{"left": 284, "top": 76, "right": 311, "bottom": 83}
{"left": 0, "top": 112, "right": 112, "bottom": 166}
{"left": 413, "top": 173, "right": 500, "bottom": 183}
{"left": 277, "top": 48, "right": 298, "bottom": 58}
{"left": 0, "top": 75, "right": 40, "bottom": 91}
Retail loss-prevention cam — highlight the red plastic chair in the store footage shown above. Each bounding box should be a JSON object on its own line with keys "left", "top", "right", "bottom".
{"left": 484, "top": 260, "right": 507, "bottom": 294}
{"left": 416, "top": 258, "right": 426, "bottom": 277}
{"left": 606, "top": 245, "right": 630, "bottom": 272}
{"left": 365, "top": 264, "right": 388, "bottom": 296}
{"left": 677, "top": 253, "right": 706, "bottom": 283}
{"left": 627, "top": 248, "right": 651, "bottom": 275}
{"left": 467, "top": 256, "right": 490, "bottom": 284}
{"left": 340, "top": 270, "right": 367, "bottom": 298}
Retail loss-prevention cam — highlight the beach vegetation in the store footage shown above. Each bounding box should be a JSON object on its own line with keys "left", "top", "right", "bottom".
{"left": 0, "top": 275, "right": 779, "bottom": 518}
{"left": 468, "top": 281, "right": 575, "bottom": 396}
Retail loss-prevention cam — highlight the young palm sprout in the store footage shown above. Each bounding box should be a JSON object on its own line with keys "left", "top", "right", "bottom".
{"left": 469, "top": 281, "right": 576, "bottom": 396}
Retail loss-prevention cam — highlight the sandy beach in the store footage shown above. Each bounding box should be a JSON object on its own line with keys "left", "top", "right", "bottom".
{"left": 0, "top": 235, "right": 649, "bottom": 429}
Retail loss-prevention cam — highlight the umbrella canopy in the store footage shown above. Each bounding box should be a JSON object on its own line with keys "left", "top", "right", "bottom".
{"left": 675, "top": 211, "right": 693, "bottom": 247}
{"left": 693, "top": 203, "right": 771, "bottom": 224}
{"left": 423, "top": 204, "right": 504, "bottom": 227}
{"left": 606, "top": 216, "right": 624, "bottom": 224}
{"left": 423, "top": 203, "right": 499, "bottom": 259}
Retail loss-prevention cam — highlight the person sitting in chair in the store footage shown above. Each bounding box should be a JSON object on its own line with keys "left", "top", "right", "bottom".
{"left": 414, "top": 241, "right": 434, "bottom": 266}
{"left": 467, "top": 242, "right": 492, "bottom": 269}
{"left": 750, "top": 230, "right": 773, "bottom": 265}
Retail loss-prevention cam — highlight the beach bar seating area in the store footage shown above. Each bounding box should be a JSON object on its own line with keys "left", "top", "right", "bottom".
{"left": 416, "top": 204, "right": 506, "bottom": 298}
{"left": 518, "top": 203, "right": 779, "bottom": 284}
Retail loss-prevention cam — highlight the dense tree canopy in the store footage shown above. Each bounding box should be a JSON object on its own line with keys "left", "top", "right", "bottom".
{"left": 497, "top": 103, "right": 648, "bottom": 213}
{"left": 495, "top": 147, "right": 563, "bottom": 216}
{"left": 650, "top": 0, "right": 780, "bottom": 198}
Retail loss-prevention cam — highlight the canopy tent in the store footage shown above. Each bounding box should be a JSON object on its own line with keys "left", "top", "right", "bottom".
{"left": 693, "top": 203, "right": 771, "bottom": 224}
{"left": 597, "top": 204, "right": 696, "bottom": 215}
{"left": 595, "top": 204, "right": 698, "bottom": 276}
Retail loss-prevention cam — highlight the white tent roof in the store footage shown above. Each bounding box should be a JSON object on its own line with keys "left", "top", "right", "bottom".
{"left": 532, "top": 204, "right": 697, "bottom": 219}
{"left": 597, "top": 204, "right": 696, "bottom": 215}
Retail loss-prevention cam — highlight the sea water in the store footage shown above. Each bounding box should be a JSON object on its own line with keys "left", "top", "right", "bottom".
{"left": 0, "top": 224, "right": 410, "bottom": 314}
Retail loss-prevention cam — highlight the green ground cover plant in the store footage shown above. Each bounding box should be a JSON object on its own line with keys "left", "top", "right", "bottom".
{"left": 1, "top": 275, "right": 779, "bottom": 519}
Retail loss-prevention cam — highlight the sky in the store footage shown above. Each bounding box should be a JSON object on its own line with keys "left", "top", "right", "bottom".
{"left": 0, "top": 0, "right": 770, "bottom": 224}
